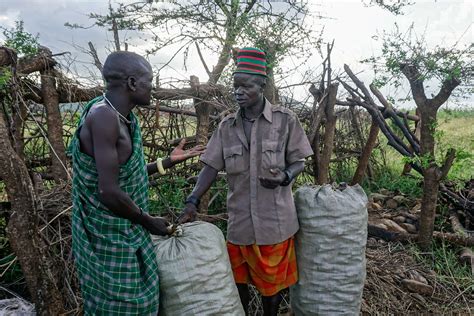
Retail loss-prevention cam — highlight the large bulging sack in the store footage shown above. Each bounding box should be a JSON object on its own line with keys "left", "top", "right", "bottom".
{"left": 290, "top": 184, "right": 368, "bottom": 315}
{"left": 152, "top": 221, "right": 245, "bottom": 316}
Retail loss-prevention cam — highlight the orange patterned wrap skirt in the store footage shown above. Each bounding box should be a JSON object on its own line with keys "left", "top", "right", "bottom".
{"left": 226, "top": 237, "right": 298, "bottom": 297}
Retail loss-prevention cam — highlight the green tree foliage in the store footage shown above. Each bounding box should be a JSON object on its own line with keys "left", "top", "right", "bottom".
{"left": 362, "top": 23, "right": 473, "bottom": 101}
{"left": 1, "top": 20, "right": 39, "bottom": 57}
{"left": 65, "top": 0, "right": 321, "bottom": 84}
{"left": 363, "top": 24, "right": 473, "bottom": 170}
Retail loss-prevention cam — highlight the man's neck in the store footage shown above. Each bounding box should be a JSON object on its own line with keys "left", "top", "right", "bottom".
{"left": 242, "top": 97, "right": 265, "bottom": 119}
{"left": 104, "top": 90, "right": 132, "bottom": 117}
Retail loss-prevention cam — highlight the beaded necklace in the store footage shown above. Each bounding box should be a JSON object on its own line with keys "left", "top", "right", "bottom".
{"left": 103, "top": 94, "right": 132, "bottom": 125}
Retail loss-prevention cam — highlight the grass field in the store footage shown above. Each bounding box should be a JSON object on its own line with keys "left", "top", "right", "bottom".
{"left": 437, "top": 109, "right": 474, "bottom": 181}
{"left": 361, "top": 109, "right": 474, "bottom": 197}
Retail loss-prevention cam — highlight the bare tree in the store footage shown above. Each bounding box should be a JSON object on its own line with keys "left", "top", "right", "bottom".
{"left": 308, "top": 42, "right": 338, "bottom": 184}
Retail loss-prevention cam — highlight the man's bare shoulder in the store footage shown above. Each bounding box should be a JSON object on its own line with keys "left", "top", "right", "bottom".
{"left": 80, "top": 100, "right": 120, "bottom": 146}
{"left": 84, "top": 100, "right": 118, "bottom": 127}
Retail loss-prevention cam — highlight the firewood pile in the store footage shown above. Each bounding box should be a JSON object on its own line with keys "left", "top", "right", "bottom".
{"left": 368, "top": 182, "right": 474, "bottom": 248}
{"left": 362, "top": 238, "right": 473, "bottom": 314}
{"left": 368, "top": 189, "right": 422, "bottom": 235}
{"left": 356, "top": 185, "right": 473, "bottom": 314}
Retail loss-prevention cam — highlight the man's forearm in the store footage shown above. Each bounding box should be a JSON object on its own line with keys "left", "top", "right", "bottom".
{"left": 285, "top": 161, "right": 305, "bottom": 180}
{"left": 146, "top": 157, "right": 175, "bottom": 175}
{"left": 98, "top": 188, "right": 144, "bottom": 224}
{"left": 177, "top": 165, "right": 218, "bottom": 223}
{"left": 188, "top": 165, "right": 218, "bottom": 199}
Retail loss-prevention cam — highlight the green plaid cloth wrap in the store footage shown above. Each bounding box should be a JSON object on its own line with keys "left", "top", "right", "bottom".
{"left": 71, "top": 97, "right": 159, "bottom": 315}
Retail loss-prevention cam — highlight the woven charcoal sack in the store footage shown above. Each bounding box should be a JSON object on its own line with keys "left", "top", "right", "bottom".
{"left": 290, "top": 184, "right": 368, "bottom": 315}
{"left": 152, "top": 221, "right": 244, "bottom": 316}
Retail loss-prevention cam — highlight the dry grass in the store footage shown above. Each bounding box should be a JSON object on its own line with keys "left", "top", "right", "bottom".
{"left": 362, "top": 239, "right": 473, "bottom": 315}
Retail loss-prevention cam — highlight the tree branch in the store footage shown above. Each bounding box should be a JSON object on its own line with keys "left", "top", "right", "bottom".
{"left": 195, "top": 42, "right": 211, "bottom": 78}
{"left": 399, "top": 63, "right": 427, "bottom": 107}
{"left": 214, "top": 0, "right": 230, "bottom": 18}
{"left": 430, "top": 77, "right": 461, "bottom": 109}
{"left": 87, "top": 41, "right": 103, "bottom": 72}
{"left": 343, "top": 64, "right": 376, "bottom": 104}
{"left": 370, "top": 84, "right": 420, "bottom": 153}
{"left": 438, "top": 148, "right": 456, "bottom": 180}
{"left": 16, "top": 49, "right": 57, "bottom": 75}
{"left": 243, "top": 0, "right": 258, "bottom": 14}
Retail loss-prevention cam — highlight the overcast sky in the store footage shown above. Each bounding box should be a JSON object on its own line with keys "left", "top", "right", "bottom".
{"left": 0, "top": 0, "right": 472, "bottom": 108}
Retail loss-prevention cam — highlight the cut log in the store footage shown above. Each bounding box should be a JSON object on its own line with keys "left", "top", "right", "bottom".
{"left": 40, "top": 58, "right": 69, "bottom": 182}
{"left": 401, "top": 223, "right": 418, "bottom": 234}
{"left": 401, "top": 279, "right": 433, "bottom": 295}
{"left": 369, "top": 202, "right": 383, "bottom": 211}
{"left": 17, "top": 47, "right": 57, "bottom": 75}
{"left": 385, "top": 198, "right": 399, "bottom": 209}
{"left": 392, "top": 215, "right": 406, "bottom": 224}
{"left": 407, "top": 270, "right": 428, "bottom": 285}
{"left": 368, "top": 224, "right": 474, "bottom": 247}
{"left": 368, "top": 224, "right": 404, "bottom": 241}
{"left": 0, "top": 47, "right": 17, "bottom": 68}
{"left": 459, "top": 248, "right": 473, "bottom": 275}
{"left": 317, "top": 83, "right": 339, "bottom": 184}
{"left": 410, "top": 202, "right": 422, "bottom": 214}
{"left": 351, "top": 118, "right": 379, "bottom": 185}
{"left": 0, "top": 108, "right": 65, "bottom": 314}
{"left": 449, "top": 212, "right": 468, "bottom": 236}
{"left": 393, "top": 195, "right": 409, "bottom": 205}
{"left": 380, "top": 219, "right": 408, "bottom": 234}
{"left": 192, "top": 75, "right": 212, "bottom": 214}
{"left": 432, "top": 231, "right": 474, "bottom": 247}
{"left": 370, "top": 193, "right": 388, "bottom": 203}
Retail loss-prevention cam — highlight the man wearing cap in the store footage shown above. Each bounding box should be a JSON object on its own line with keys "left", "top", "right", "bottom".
{"left": 179, "top": 47, "right": 313, "bottom": 315}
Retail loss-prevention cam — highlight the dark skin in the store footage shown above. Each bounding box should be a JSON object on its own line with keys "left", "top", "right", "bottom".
{"left": 79, "top": 53, "right": 204, "bottom": 236}
{"left": 178, "top": 72, "right": 304, "bottom": 316}
{"left": 146, "top": 138, "right": 206, "bottom": 175}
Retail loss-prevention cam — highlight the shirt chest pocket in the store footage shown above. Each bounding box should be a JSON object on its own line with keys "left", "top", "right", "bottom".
{"left": 224, "top": 144, "right": 247, "bottom": 175}
{"left": 261, "top": 141, "right": 285, "bottom": 169}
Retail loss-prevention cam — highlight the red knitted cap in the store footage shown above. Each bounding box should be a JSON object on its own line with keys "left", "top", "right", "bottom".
{"left": 234, "top": 47, "right": 267, "bottom": 77}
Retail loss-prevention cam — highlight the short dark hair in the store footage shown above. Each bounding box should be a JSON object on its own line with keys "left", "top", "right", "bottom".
{"left": 102, "top": 51, "right": 151, "bottom": 83}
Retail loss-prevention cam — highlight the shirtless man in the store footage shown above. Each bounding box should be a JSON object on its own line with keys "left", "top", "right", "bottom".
{"left": 71, "top": 51, "right": 204, "bottom": 314}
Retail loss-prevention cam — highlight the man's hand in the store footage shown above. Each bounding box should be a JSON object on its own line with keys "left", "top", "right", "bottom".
{"left": 140, "top": 213, "right": 171, "bottom": 236}
{"left": 170, "top": 139, "right": 206, "bottom": 164}
{"left": 177, "top": 203, "right": 198, "bottom": 224}
{"left": 259, "top": 168, "right": 286, "bottom": 189}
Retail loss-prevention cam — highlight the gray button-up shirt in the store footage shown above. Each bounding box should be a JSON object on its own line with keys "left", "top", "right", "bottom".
{"left": 200, "top": 100, "right": 313, "bottom": 245}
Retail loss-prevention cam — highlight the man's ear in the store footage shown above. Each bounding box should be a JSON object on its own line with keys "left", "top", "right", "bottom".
{"left": 127, "top": 76, "right": 137, "bottom": 91}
